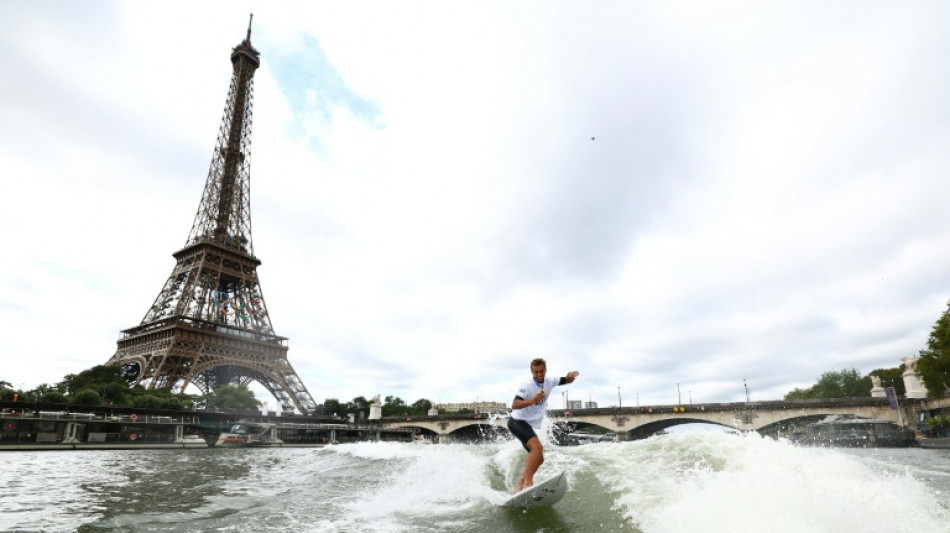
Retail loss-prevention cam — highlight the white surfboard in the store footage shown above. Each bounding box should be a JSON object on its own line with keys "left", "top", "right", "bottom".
{"left": 502, "top": 471, "right": 568, "bottom": 507}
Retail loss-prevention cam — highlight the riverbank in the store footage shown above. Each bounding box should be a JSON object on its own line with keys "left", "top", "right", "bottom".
{"left": 0, "top": 403, "right": 413, "bottom": 450}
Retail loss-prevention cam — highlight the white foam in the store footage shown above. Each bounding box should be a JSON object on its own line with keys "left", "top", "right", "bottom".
{"left": 589, "top": 431, "right": 950, "bottom": 533}
{"left": 336, "top": 442, "right": 499, "bottom": 523}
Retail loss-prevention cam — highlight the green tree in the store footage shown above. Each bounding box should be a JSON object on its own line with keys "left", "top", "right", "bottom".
{"left": 72, "top": 389, "right": 102, "bottom": 406}
{"left": 868, "top": 365, "right": 906, "bottom": 396}
{"left": 159, "top": 396, "right": 184, "bottom": 410}
{"left": 784, "top": 387, "right": 813, "bottom": 400}
{"left": 60, "top": 365, "right": 128, "bottom": 396}
{"left": 382, "top": 395, "right": 407, "bottom": 417}
{"left": 784, "top": 368, "right": 871, "bottom": 400}
{"left": 205, "top": 384, "right": 260, "bottom": 410}
{"left": 815, "top": 368, "right": 871, "bottom": 398}
{"left": 40, "top": 390, "right": 67, "bottom": 404}
{"left": 409, "top": 398, "right": 433, "bottom": 415}
{"left": 0, "top": 381, "right": 15, "bottom": 401}
{"left": 321, "top": 398, "right": 342, "bottom": 416}
{"left": 134, "top": 394, "right": 163, "bottom": 409}
{"left": 30, "top": 383, "right": 58, "bottom": 399}
{"left": 345, "top": 396, "right": 370, "bottom": 418}
{"left": 917, "top": 300, "right": 950, "bottom": 397}
{"left": 101, "top": 382, "right": 131, "bottom": 404}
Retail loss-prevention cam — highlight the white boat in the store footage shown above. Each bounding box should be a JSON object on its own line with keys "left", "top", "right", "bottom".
{"left": 215, "top": 421, "right": 283, "bottom": 447}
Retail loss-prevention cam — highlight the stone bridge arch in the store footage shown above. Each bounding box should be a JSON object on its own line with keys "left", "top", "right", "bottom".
{"left": 381, "top": 398, "right": 914, "bottom": 441}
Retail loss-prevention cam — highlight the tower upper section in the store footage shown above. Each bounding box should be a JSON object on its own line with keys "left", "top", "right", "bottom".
{"left": 185, "top": 15, "right": 261, "bottom": 256}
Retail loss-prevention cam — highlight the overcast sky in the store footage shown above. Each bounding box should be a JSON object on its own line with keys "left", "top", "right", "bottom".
{"left": 2, "top": 1, "right": 949, "bottom": 411}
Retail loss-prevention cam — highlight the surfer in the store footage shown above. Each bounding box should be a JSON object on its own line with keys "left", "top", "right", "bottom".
{"left": 508, "top": 357, "right": 580, "bottom": 493}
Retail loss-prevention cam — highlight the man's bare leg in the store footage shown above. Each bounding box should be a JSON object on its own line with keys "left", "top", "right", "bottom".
{"left": 513, "top": 437, "right": 544, "bottom": 493}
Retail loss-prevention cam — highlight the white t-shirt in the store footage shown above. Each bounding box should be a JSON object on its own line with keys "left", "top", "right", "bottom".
{"left": 511, "top": 376, "right": 564, "bottom": 428}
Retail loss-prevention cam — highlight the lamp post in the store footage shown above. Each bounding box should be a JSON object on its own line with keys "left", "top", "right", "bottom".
{"left": 618, "top": 386, "right": 621, "bottom": 408}
{"left": 677, "top": 382, "right": 681, "bottom": 405}
{"left": 744, "top": 379, "right": 751, "bottom": 403}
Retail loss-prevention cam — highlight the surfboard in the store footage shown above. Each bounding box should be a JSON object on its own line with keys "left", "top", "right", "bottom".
{"left": 502, "top": 471, "right": 567, "bottom": 507}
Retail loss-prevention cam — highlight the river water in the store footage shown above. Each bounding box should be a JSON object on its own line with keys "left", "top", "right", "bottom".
{"left": 2, "top": 430, "right": 949, "bottom": 532}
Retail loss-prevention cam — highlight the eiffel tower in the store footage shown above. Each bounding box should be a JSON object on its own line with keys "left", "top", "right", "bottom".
{"left": 107, "top": 17, "right": 317, "bottom": 415}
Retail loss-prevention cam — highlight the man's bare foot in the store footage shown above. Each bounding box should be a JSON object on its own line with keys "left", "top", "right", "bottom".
{"left": 511, "top": 480, "right": 533, "bottom": 493}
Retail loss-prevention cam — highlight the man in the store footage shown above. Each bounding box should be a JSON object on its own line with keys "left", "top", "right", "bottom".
{"left": 508, "top": 357, "right": 580, "bottom": 493}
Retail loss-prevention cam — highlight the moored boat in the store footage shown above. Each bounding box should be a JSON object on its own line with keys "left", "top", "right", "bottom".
{"left": 215, "top": 421, "right": 283, "bottom": 447}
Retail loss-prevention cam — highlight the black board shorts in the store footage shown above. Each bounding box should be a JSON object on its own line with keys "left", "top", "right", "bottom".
{"left": 507, "top": 417, "right": 537, "bottom": 452}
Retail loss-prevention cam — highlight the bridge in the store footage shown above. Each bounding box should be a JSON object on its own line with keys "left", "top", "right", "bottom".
{"left": 380, "top": 397, "right": 922, "bottom": 442}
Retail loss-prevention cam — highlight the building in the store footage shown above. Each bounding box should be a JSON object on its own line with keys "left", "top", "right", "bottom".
{"left": 437, "top": 401, "right": 507, "bottom": 413}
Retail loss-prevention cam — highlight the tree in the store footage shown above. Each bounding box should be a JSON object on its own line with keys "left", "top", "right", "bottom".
{"left": 204, "top": 384, "right": 260, "bottom": 410}
{"left": 40, "top": 390, "right": 67, "bottom": 404}
{"left": 784, "top": 368, "right": 871, "bottom": 400}
{"left": 784, "top": 387, "right": 812, "bottom": 400}
{"left": 0, "top": 381, "right": 15, "bottom": 401}
{"left": 917, "top": 300, "right": 950, "bottom": 397}
{"left": 868, "top": 365, "right": 906, "bottom": 396}
{"left": 73, "top": 389, "right": 102, "bottom": 406}
{"left": 60, "top": 365, "right": 129, "bottom": 397}
{"left": 159, "top": 396, "right": 185, "bottom": 410}
{"left": 321, "top": 398, "right": 342, "bottom": 416}
{"left": 101, "top": 382, "right": 131, "bottom": 404}
{"left": 409, "top": 398, "right": 432, "bottom": 415}
{"left": 134, "top": 395, "right": 163, "bottom": 409}
{"left": 345, "top": 396, "right": 370, "bottom": 418}
{"left": 814, "top": 368, "right": 871, "bottom": 398}
{"left": 382, "top": 395, "right": 407, "bottom": 417}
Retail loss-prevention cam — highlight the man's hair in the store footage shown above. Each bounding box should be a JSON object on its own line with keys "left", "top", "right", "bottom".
{"left": 530, "top": 358, "right": 546, "bottom": 369}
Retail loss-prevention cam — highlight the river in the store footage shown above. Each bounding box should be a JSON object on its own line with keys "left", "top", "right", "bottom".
{"left": 2, "top": 429, "right": 949, "bottom": 532}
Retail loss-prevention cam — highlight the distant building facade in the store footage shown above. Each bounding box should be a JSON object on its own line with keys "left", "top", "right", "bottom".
{"left": 437, "top": 401, "right": 507, "bottom": 413}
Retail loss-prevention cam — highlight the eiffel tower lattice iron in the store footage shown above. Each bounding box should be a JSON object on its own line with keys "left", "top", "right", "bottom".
{"left": 107, "top": 19, "right": 317, "bottom": 414}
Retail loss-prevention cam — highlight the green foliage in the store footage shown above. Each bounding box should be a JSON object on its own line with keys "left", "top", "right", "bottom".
{"left": 411, "top": 399, "right": 433, "bottom": 413}
{"left": 382, "top": 395, "right": 407, "bottom": 417}
{"left": 868, "top": 366, "right": 906, "bottom": 396}
{"left": 345, "top": 396, "right": 370, "bottom": 415}
{"left": 0, "top": 381, "right": 18, "bottom": 402}
{"left": 159, "top": 396, "right": 185, "bottom": 410}
{"left": 917, "top": 300, "right": 950, "bottom": 397}
{"left": 72, "top": 389, "right": 102, "bottom": 406}
{"left": 60, "top": 366, "right": 128, "bottom": 395}
{"left": 317, "top": 396, "right": 434, "bottom": 418}
{"left": 926, "top": 416, "right": 946, "bottom": 429}
{"left": 101, "top": 382, "right": 131, "bottom": 404}
{"left": 815, "top": 368, "right": 870, "bottom": 398}
{"left": 40, "top": 390, "right": 67, "bottom": 404}
{"left": 134, "top": 395, "right": 164, "bottom": 409}
{"left": 784, "top": 387, "right": 812, "bottom": 400}
{"left": 203, "top": 384, "right": 260, "bottom": 410}
{"left": 784, "top": 368, "right": 872, "bottom": 400}
{"left": 321, "top": 398, "right": 343, "bottom": 416}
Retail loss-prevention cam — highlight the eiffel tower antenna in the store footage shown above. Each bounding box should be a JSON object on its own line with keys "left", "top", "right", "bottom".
{"left": 107, "top": 22, "right": 317, "bottom": 415}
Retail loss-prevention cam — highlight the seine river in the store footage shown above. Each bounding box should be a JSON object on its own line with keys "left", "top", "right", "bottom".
{"left": 2, "top": 430, "right": 949, "bottom": 532}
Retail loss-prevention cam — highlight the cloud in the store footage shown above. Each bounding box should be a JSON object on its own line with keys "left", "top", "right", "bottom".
{"left": 3, "top": 1, "right": 950, "bottom": 412}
